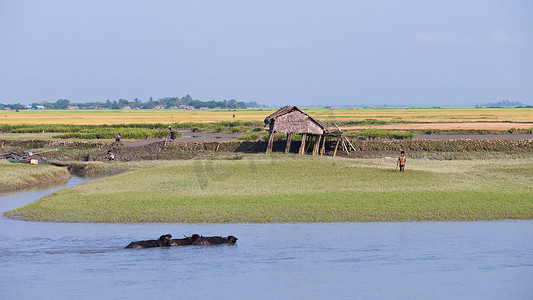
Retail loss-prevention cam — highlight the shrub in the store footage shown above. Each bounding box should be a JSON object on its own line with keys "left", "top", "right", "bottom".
{"left": 261, "top": 132, "right": 287, "bottom": 141}
{"left": 238, "top": 133, "right": 260, "bottom": 140}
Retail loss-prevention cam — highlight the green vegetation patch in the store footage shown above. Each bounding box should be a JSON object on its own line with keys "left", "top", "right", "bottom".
{"left": 0, "top": 161, "right": 71, "bottom": 192}
{"left": 6, "top": 158, "right": 532, "bottom": 223}
{"left": 0, "top": 123, "right": 182, "bottom": 140}
{"left": 346, "top": 129, "right": 414, "bottom": 140}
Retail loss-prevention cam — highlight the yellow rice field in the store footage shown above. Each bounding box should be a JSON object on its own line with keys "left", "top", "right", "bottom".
{"left": 1, "top": 107, "right": 532, "bottom": 129}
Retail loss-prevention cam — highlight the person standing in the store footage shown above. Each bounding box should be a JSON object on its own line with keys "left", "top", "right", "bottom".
{"left": 115, "top": 133, "right": 122, "bottom": 142}
{"left": 397, "top": 151, "right": 406, "bottom": 172}
{"left": 168, "top": 126, "right": 175, "bottom": 142}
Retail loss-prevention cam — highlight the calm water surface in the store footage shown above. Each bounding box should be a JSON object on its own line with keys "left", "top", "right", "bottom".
{"left": 1, "top": 177, "right": 532, "bottom": 300}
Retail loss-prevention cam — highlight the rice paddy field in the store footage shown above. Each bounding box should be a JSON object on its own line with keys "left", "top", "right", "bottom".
{"left": 1, "top": 107, "right": 532, "bottom": 127}
{"left": 6, "top": 156, "right": 533, "bottom": 223}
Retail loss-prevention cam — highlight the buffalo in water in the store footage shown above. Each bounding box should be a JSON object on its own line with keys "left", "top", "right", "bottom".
{"left": 126, "top": 234, "right": 237, "bottom": 249}
{"left": 125, "top": 234, "right": 172, "bottom": 249}
{"left": 170, "top": 234, "right": 238, "bottom": 246}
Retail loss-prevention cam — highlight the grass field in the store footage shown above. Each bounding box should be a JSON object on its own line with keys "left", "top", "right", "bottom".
{"left": 1, "top": 107, "right": 532, "bottom": 126}
{"left": 0, "top": 160, "right": 71, "bottom": 192}
{"left": 6, "top": 156, "right": 532, "bottom": 223}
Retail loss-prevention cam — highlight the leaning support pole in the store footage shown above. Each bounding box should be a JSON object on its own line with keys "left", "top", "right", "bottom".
{"left": 299, "top": 134, "right": 307, "bottom": 155}
{"left": 266, "top": 131, "right": 275, "bottom": 154}
{"left": 333, "top": 137, "right": 341, "bottom": 157}
{"left": 285, "top": 133, "right": 293, "bottom": 153}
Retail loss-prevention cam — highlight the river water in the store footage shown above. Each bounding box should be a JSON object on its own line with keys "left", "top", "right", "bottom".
{"left": 1, "top": 177, "right": 532, "bottom": 300}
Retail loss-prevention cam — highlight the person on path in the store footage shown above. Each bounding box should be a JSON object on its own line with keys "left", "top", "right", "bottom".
{"left": 168, "top": 126, "right": 176, "bottom": 142}
{"left": 115, "top": 133, "right": 122, "bottom": 142}
{"left": 397, "top": 151, "right": 406, "bottom": 172}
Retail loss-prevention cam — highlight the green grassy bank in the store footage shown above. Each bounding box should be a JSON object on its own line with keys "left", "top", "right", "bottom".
{"left": 0, "top": 161, "right": 71, "bottom": 192}
{"left": 5, "top": 156, "right": 532, "bottom": 223}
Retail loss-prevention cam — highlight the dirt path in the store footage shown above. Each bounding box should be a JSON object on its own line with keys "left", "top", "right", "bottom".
{"left": 414, "top": 134, "right": 533, "bottom": 140}
{"left": 344, "top": 122, "right": 533, "bottom": 130}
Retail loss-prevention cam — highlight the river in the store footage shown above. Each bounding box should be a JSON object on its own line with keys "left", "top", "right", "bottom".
{"left": 1, "top": 177, "right": 532, "bottom": 299}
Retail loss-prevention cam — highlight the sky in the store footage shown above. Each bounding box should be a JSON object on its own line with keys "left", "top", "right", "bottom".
{"left": 1, "top": 0, "right": 532, "bottom": 107}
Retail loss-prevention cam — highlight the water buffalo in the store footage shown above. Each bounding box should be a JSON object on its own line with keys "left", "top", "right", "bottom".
{"left": 125, "top": 234, "right": 172, "bottom": 249}
{"left": 170, "top": 234, "right": 238, "bottom": 246}
{"left": 170, "top": 234, "right": 200, "bottom": 246}
{"left": 192, "top": 235, "right": 238, "bottom": 245}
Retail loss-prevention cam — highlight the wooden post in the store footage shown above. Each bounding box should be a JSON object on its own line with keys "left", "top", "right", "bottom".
{"left": 320, "top": 134, "right": 326, "bottom": 155}
{"left": 299, "top": 134, "right": 307, "bottom": 155}
{"left": 313, "top": 135, "right": 321, "bottom": 155}
{"left": 305, "top": 135, "right": 313, "bottom": 153}
{"left": 266, "top": 131, "right": 275, "bottom": 154}
{"left": 285, "top": 133, "right": 293, "bottom": 153}
{"left": 333, "top": 137, "right": 341, "bottom": 157}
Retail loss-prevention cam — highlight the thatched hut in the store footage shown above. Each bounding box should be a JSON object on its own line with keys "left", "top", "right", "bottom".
{"left": 264, "top": 105, "right": 329, "bottom": 155}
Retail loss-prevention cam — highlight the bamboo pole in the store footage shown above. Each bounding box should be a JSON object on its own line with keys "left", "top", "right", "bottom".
{"left": 285, "top": 133, "right": 293, "bottom": 153}
{"left": 341, "top": 138, "right": 349, "bottom": 154}
{"left": 333, "top": 137, "right": 340, "bottom": 157}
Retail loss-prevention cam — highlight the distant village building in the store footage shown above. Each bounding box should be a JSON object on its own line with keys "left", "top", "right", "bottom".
{"left": 3, "top": 107, "right": 11, "bottom": 110}
{"left": 153, "top": 105, "right": 165, "bottom": 110}
{"left": 122, "top": 106, "right": 131, "bottom": 110}
{"left": 67, "top": 106, "right": 80, "bottom": 110}
{"left": 198, "top": 107, "right": 210, "bottom": 110}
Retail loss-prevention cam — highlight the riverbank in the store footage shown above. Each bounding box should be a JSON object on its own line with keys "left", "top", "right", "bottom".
{"left": 0, "top": 161, "right": 71, "bottom": 192}
{"left": 5, "top": 157, "right": 532, "bottom": 223}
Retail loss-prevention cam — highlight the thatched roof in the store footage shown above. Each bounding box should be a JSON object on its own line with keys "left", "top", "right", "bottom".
{"left": 264, "top": 106, "right": 329, "bottom": 135}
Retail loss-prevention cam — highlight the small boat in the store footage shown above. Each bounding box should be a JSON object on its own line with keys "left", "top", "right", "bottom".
{"left": 7, "top": 158, "right": 30, "bottom": 163}
{"left": 41, "top": 157, "right": 70, "bottom": 167}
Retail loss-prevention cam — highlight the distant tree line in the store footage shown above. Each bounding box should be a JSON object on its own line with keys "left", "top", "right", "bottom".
{"left": 0, "top": 95, "right": 263, "bottom": 110}
{"left": 476, "top": 100, "right": 526, "bottom": 107}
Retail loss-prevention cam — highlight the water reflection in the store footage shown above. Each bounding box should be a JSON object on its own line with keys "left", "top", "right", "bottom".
{"left": 1, "top": 179, "right": 532, "bottom": 299}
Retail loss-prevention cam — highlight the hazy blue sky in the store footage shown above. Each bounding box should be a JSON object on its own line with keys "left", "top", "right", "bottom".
{"left": 1, "top": 0, "right": 532, "bottom": 107}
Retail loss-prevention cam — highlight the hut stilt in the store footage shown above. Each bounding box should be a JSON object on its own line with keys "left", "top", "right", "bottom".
{"left": 313, "top": 135, "right": 322, "bottom": 155}
{"left": 266, "top": 131, "right": 275, "bottom": 154}
{"left": 299, "top": 134, "right": 307, "bottom": 155}
{"left": 285, "top": 133, "right": 292, "bottom": 153}
{"left": 320, "top": 134, "right": 326, "bottom": 155}
{"left": 305, "top": 135, "right": 314, "bottom": 153}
